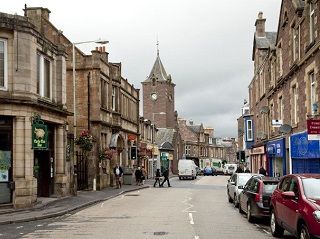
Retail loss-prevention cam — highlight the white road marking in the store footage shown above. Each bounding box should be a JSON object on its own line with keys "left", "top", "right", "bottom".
{"left": 121, "top": 195, "right": 124, "bottom": 199}
{"left": 263, "top": 229, "right": 270, "bottom": 234}
{"left": 189, "top": 213, "right": 194, "bottom": 225}
{"left": 195, "top": 236, "right": 200, "bottom": 239}
{"left": 16, "top": 226, "right": 23, "bottom": 229}
{"left": 36, "top": 224, "right": 43, "bottom": 227}
{"left": 101, "top": 202, "right": 105, "bottom": 208}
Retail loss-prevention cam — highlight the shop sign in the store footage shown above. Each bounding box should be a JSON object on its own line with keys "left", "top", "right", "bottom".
{"left": 251, "top": 146, "right": 265, "bottom": 155}
{"left": 160, "top": 156, "right": 167, "bottom": 161}
{"left": 290, "top": 131, "right": 320, "bottom": 159}
{"left": 267, "top": 139, "right": 285, "bottom": 158}
{"left": 307, "top": 119, "right": 320, "bottom": 140}
{"left": 0, "top": 151, "right": 11, "bottom": 182}
{"left": 32, "top": 115, "right": 48, "bottom": 150}
{"left": 152, "top": 146, "right": 159, "bottom": 156}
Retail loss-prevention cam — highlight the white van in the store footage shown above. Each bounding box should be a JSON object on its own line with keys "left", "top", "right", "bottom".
{"left": 223, "top": 164, "right": 237, "bottom": 175}
{"left": 178, "top": 159, "right": 197, "bottom": 180}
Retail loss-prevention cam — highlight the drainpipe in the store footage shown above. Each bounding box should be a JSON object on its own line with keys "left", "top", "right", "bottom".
{"left": 87, "top": 72, "right": 91, "bottom": 132}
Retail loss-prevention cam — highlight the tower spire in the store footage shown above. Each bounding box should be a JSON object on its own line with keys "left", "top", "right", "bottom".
{"left": 156, "top": 37, "right": 159, "bottom": 56}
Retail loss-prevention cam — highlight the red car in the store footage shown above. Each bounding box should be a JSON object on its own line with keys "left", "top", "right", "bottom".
{"left": 270, "top": 174, "right": 320, "bottom": 239}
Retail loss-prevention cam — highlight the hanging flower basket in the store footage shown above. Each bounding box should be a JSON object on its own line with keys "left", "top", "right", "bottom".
{"left": 75, "top": 130, "right": 93, "bottom": 151}
{"left": 99, "top": 147, "right": 117, "bottom": 161}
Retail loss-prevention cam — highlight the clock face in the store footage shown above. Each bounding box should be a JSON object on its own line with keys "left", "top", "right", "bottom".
{"left": 151, "top": 93, "right": 158, "bottom": 101}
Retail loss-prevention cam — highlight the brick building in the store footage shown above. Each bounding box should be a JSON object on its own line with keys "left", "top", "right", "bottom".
{"left": 247, "top": 1, "right": 320, "bottom": 176}
{"left": 142, "top": 51, "right": 182, "bottom": 174}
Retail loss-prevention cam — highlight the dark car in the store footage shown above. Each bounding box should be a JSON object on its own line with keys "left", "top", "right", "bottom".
{"left": 203, "top": 166, "right": 216, "bottom": 176}
{"left": 239, "top": 175, "right": 279, "bottom": 222}
{"left": 270, "top": 174, "right": 320, "bottom": 239}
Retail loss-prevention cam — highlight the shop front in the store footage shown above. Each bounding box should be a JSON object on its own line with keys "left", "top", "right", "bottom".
{"left": 0, "top": 117, "right": 13, "bottom": 205}
{"left": 266, "top": 138, "right": 286, "bottom": 177}
{"left": 290, "top": 131, "right": 320, "bottom": 173}
{"left": 250, "top": 145, "right": 267, "bottom": 174}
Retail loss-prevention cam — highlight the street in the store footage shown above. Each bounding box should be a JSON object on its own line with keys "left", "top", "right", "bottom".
{"left": 0, "top": 176, "right": 295, "bottom": 239}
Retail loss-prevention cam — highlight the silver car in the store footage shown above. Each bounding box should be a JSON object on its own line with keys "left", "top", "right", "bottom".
{"left": 227, "top": 173, "right": 259, "bottom": 207}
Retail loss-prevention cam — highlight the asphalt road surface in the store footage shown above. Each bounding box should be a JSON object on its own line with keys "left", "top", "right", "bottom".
{"left": 0, "top": 176, "right": 296, "bottom": 239}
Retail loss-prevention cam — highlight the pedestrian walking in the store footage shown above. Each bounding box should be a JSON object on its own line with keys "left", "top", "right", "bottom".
{"left": 113, "top": 164, "right": 123, "bottom": 189}
{"left": 153, "top": 169, "right": 161, "bottom": 187}
{"left": 259, "top": 165, "right": 267, "bottom": 176}
{"left": 160, "top": 168, "right": 171, "bottom": 187}
{"left": 235, "top": 164, "right": 244, "bottom": 173}
{"left": 141, "top": 166, "right": 147, "bottom": 185}
{"left": 135, "top": 166, "right": 143, "bottom": 186}
{"left": 244, "top": 168, "right": 251, "bottom": 173}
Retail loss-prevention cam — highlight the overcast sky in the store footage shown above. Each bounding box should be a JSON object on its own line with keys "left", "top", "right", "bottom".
{"left": 3, "top": 0, "right": 281, "bottom": 138}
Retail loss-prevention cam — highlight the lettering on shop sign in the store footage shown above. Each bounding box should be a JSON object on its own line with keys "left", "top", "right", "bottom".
{"left": 307, "top": 119, "right": 320, "bottom": 135}
{"left": 32, "top": 115, "right": 48, "bottom": 150}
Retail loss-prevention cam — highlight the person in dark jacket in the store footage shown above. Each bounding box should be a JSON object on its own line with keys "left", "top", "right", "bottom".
{"left": 154, "top": 169, "right": 161, "bottom": 187}
{"left": 160, "top": 168, "right": 171, "bottom": 187}
{"left": 235, "top": 164, "right": 244, "bottom": 173}
{"left": 113, "top": 164, "right": 123, "bottom": 189}
{"left": 135, "top": 167, "right": 143, "bottom": 186}
{"left": 259, "top": 166, "right": 267, "bottom": 176}
{"left": 244, "top": 168, "right": 251, "bottom": 173}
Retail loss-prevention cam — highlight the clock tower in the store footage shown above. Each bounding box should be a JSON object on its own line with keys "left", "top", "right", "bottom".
{"left": 142, "top": 51, "right": 176, "bottom": 128}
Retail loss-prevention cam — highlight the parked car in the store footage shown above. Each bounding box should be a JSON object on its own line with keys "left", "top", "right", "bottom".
{"left": 196, "top": 166, "right": 202, "bottom": 176}
{"left": 227, "top": 173, "right": 258, "bottom": 207}
{"left": 224, "top": 164, "right": 238, "bottom": 175}
{"left": 270, "top": 174, "right": 320, "bottom": 239}
{"left": 238, "top": 175, "right": 280, "bottom": 222}
{"left": 203, "top": 166, "right": 216, "bottom": 176}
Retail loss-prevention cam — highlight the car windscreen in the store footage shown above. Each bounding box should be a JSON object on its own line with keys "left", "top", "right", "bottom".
{"left": 238, "top": 175, "right": 253, "bottom": 185}
{"left": 263, "top": 182, "right": 278, "bottom": 194}
{"left": 228, "top": 166, "right": 235, "bottom": 170}
{"left": 302, "top": 178, "right": 320, "bottom": 199}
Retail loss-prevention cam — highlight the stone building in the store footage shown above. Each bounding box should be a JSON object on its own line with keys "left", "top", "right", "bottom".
{"left": 0, "top": 8, "right": 70, "bottom": 208}
{"left": 138, "top": 116, "right": 158, "bottom": 178}
{"left": 24, "top": 7, "right": 140, "bottom": 190}
{"left": 64, "top": 45, "right": 140, "bottom": 190}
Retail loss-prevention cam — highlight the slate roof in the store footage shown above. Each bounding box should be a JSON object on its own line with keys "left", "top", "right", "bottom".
{"left": 188, "top": 125, "right": 201, "bottom": 134}
{"left": 144, "top": 54, "right": 168, "bottom": 82}
{"left": 155, "top": 128, "right": 175, "bottom": 150}
{"left": 255, "top": 32, "right": 277, "bottom": 49}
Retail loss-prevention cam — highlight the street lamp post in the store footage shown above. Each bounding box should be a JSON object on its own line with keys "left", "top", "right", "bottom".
{"left": 72, "top": 39, "right": 108, "bottom": 140}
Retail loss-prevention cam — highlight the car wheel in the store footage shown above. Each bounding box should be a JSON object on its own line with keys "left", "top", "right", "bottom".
{"left": 299, "top": 223, "right": 311, "bottom": 239}
{"left": 179, "top": 176, "right": 182, "bottom": 180}
{"left": 270, "top": 210, "right": 284, "bottom": 237}
{"left": 233, "top": 194, "right": 239, "bottom": 208}
{"left": 247, "top": 203, "right": 254, "bottom": 223}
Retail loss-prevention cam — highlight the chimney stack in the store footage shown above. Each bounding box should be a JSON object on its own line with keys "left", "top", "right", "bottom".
{"left": 255, "top": 11, "right": 266, "bottom": 37}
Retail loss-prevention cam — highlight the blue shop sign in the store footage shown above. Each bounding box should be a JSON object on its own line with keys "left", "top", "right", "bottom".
{"left": 290, "top": 131, "right": 320, "bottom": 159}
{"left": 267, "top": 138, "right": 285, "bottom": 158}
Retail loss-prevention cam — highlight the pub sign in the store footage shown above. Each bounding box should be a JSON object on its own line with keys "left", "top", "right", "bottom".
{"left": 32, "top": 115, "right": 48, "bottom": 150}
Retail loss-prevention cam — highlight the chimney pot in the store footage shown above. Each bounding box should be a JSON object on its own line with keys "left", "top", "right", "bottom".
{"left": 102, "top": 46, "right": 106, "bottom": 52}
{"left": 95, "top": 47, "right": 99, "bottom": 51}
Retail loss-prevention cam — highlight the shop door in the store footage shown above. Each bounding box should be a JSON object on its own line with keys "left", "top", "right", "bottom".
{"left": 34, "top": 125, "right": 54, "bottom": 197}
{"left": 0, "top": 117, "right": 12, "bottom": 204}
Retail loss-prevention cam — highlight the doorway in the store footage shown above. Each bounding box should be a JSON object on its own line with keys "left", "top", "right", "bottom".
{"left": 34, "top": 124, "right": 54, "bottom": 197}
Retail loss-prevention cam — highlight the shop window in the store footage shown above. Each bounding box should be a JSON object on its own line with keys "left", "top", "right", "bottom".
{"left": 37, "top": 53, "right": 51, "bottom": 98}
{"left": 0, "top": 39, "right": 7, "bottom": 90}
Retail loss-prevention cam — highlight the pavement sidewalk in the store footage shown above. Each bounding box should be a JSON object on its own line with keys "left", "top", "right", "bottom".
{"left": 0, "top": 183, "right": 150, "bottom": 225}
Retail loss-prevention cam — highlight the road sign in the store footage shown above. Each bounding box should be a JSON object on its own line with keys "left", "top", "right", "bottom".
{"left": 307, "top": 119, "right": 320, "bottom": 140}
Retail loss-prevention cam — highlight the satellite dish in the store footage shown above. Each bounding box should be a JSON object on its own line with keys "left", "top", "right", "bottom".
{"left": 260, "top": 106, "right": 270, "bottom": 114}
{"left": 279, "top": 124, "right": 292, "bottom": 134}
